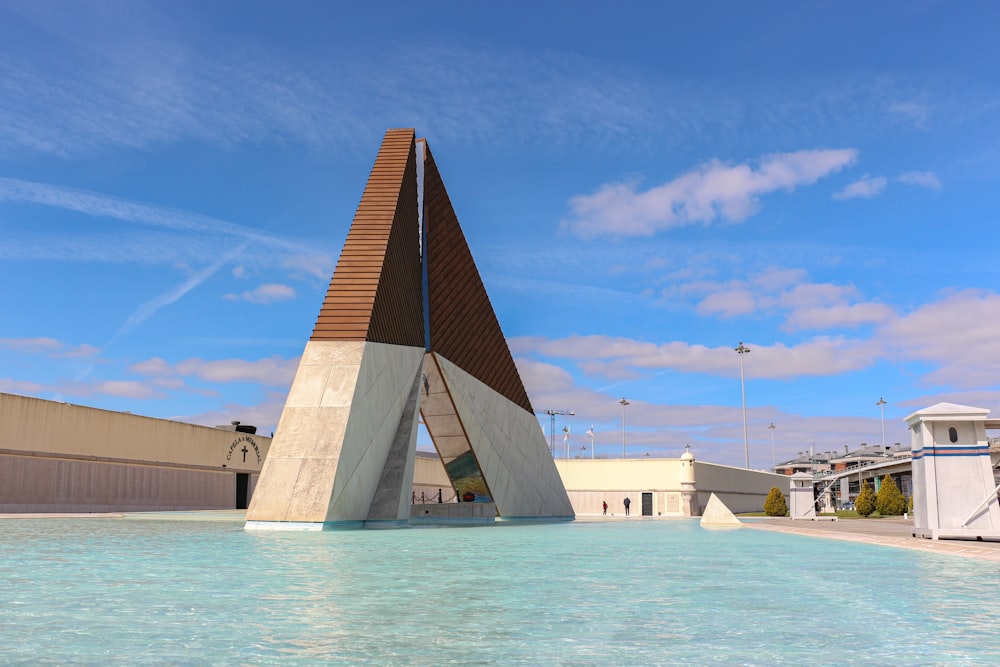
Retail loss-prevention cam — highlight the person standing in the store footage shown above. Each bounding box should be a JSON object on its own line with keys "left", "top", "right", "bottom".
{"left": 602, "top": 500, "right": 608, "bottom": 516}
{"left": 623, "top": 497, "right": 631, "bottom": 516}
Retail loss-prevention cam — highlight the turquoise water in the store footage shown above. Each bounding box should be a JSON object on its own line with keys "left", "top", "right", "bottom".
{"left": 1, "top": 518, "right": 998, "bottom": 665}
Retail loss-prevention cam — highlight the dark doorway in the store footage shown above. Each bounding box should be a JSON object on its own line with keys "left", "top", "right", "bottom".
{"left": 641, "top": 492, "right": 653, "bottom": 516}
{"left": 236, "top": 473, "right": 249, "bottom": 510}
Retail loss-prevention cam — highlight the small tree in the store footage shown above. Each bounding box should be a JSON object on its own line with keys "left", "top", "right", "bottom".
{"left": 855, "top": 480, "right": 876, "bottom": 517}
{"left": 875, "top": 475, "right": 907, "bottom": 516}
{"left": 764, "top": 486, "right": 788, "bottom": 516}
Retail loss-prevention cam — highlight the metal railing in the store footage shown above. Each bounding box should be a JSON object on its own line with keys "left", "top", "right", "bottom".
{"left": 813, "top": 452, "right": 912, "bottom": 480}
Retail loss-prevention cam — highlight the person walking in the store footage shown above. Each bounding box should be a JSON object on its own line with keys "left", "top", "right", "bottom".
{"left": 623, "top": 497, "right": 631, "bottom": 516}
{"left": 602, "top": 500, "right": 608, "bottom": 516}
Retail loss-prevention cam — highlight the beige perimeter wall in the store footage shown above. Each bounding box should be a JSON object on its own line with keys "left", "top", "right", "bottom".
{"left": 694, "top": 462, "right": 788, "bottom": 514}
{"left": 556, "top": 459, "right": 688, "bottom": 516}
{"left": 0, "top": 393, "right": 272, "bottom": 512}
{"left": 554, "top": 458, "right": 787, "bottom": 516}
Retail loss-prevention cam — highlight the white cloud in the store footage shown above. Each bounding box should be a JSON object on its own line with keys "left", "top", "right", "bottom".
{"left": 673, "top": 268, "right": 893, "bottom": 332}
{"left": 0, "top": 337, "right": 63, "bottom": 353}
{"left": 751, "top": 267, "right": 808, "bottom": 291}
{"left": 783, "top": 303, "right": 896, "bottom": 331}
{"left": 177, "top": 391, "right": 290, "bottom": 435}
{"left": 0, "top": 337, "right": 100, "bottom": 358}
{"left": 695, "top": 288, "right": 756, "bottom": 318}
{"left": 130, "top": 355, "right": 299, "bottom": 387}
{"left": 833, "top": 175, "right": 887, "bottom": 200}
{"left": 563, "top": 149, "right": 858, "bottom": 237}
{"left": 0, "top": 378, "right": 46, "bottom": 394}
{"left": 880, "top": 289, "right": 1000, "bottom": 388}
{"left": 88, "top": 380, "right": 163, "bottom": 399}
{"left": 281, "top": 255, "right": 335, "bottom": 282}
{"left": 224, "top": 283, "right": 296, "bottom": 304}
{"left": 897, "top": 171, "right": 942, "bottom": 190}
{"left": 514, "top": 334, "right": 880, "bottom": 380}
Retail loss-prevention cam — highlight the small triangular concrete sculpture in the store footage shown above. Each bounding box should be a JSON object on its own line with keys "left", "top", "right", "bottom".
{"left": 700, "top": 493, "right": 742, "bottom": 529}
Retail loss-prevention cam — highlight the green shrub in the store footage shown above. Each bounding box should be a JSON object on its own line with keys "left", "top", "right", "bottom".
{"left": 855, "top": 481, "right": 876, "bottom": 517}
{"left": 764, "top": 486, "right": 788, "bottom": 516}
{"left": 875, "top": 475, "right": 907, "bottom": 516}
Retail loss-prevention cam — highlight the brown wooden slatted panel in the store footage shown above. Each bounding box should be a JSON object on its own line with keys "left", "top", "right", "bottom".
{"left": 422, "top": 142, "right": 534, "bottom": 414}
{"left": 310, "top": 129, "right": 424, "bottom": 347}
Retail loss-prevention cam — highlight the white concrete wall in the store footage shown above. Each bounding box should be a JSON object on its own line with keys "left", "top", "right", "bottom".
{"left": 694, "top": 462, "right": 787, "bottom": 514}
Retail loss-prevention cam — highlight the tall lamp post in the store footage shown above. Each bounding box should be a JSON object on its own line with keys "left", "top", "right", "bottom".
{"left": 735, "top": 342, "right": 751, "bottom": 469}
{"left": 768, "top": 421, "right": 776, "bottom": 471}
{"left": 619, "top": 397, "right": 630, "bottom": 459}
{"left": 876, "top": 397, "right": 887, "bottom": 449}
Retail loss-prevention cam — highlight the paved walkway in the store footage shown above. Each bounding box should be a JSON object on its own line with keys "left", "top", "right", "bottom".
{"left": 744, "top": 516, "right": 1000, "bottom": 563}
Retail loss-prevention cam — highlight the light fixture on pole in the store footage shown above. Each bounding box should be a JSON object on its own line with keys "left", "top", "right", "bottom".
{"left": 768, "top": 421, "right": 776, "bottom": 471}
{"left": 619, "top": 397, "right": 630, "bottom": 459}
{"left": 562, "top": 425, "right": 570, "bottom": 460}
{"left": 876, "top": 397, "right": 887, "bottom": 449}
{"left": 735, "top": 341, "right": 751, "bottom": 469}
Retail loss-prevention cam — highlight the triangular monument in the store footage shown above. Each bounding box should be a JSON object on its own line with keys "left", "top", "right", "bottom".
{"left": 246, "top": 130, "right": 574, "bottom": 529}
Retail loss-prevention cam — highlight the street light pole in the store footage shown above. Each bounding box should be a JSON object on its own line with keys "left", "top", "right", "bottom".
{"left": 876, "top": 397, "right": 887, "bottom": 449}
{"left": 735, "top": 342, "right": 751, "bottom": 469}
{"left": 768, "top": 421, "right": 776, "bottom": 471}
{"left": 619, "top": 397, "right": 630, "bottom": 459}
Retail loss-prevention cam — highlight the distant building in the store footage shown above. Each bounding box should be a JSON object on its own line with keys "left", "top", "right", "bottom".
{"left": 0, "top": 392, "right": 271, "bottom": 512}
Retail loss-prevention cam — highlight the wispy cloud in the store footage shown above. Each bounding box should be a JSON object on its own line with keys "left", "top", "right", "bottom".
{"left": 513, "top": 334, "right": 881, "bottom": 381}
{"left": 130, "top": 355, "right": 298, "bottom": 387}
{"left": 0, "top": 337, "right": 63, "bottom": 353}
{"left": 897, "top": 171, "right": 942, "bottom": 190}
{"left": 0, "top": 178, "right": 315, "bottom": 255}
{"left": 562, "top": 149, "right": 858, "bottom": 237}
{"left": 888, "top": 101, "right": 930, "bottom": 128}
{"left": 880, "top": 289, "right": 1000, "bottom": 388}
{"left": 833, "top": 175, "right": 887, "bottom": 200}
{"left": 669, "top": 269, "right": 895, "bottom": 331}
{"left": 223, "top": 283, "right": 297, "bottom": 304}
{"left": 0, "top": 378, "right": 47, "bottom": 394}
{"left": 0, "top": 337, "right": 99, "bottom": 357}
{"left": 2, "top": 3, "right": 991, "bottom": 161}
{"left": 106, "top": 243, "right": 248, "bottom": 349}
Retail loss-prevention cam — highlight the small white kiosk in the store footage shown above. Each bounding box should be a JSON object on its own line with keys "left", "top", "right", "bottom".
{"left": 789, "top": 471, "right": 816, "bottom": 520}
{"left": 907, "top": 402, "right": 1000, "bottom": 541}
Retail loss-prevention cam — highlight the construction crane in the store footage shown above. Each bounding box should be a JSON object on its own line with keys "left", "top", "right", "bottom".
{"left": 536, "top": 409, "right": 575, "bottom": 457}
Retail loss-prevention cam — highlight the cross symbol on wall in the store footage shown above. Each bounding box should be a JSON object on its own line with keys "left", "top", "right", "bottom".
{"left": 241, "top": 445, "right": 249, "bottom": 463}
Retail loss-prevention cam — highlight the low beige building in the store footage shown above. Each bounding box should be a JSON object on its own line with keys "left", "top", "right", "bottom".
{"left": 0, "top": 393, "right": 271, "bottom": 512}
{"left": 554, "top": 453, "right": 787, "bottom": 516}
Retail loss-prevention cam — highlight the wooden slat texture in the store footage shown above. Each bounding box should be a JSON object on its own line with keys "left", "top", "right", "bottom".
{"left": 422, "top": 141, "right": 534, "bottom": 414}
{"left": 310, "top": 129, "right": 424, "bottom": 347}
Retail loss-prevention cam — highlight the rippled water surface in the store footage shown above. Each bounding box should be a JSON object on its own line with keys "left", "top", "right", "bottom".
{"left": 1, "top": 517, "right": 998, "bottom": 665}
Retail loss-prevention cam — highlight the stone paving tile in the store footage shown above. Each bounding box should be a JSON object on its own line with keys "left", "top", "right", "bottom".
{"left": 745, "top": 517, "right": 1000, "bottom": 563}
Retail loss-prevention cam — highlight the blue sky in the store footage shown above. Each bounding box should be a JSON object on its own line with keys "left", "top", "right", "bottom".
{"left": 2, "top": 1, "right": 999, "bottom": 468}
